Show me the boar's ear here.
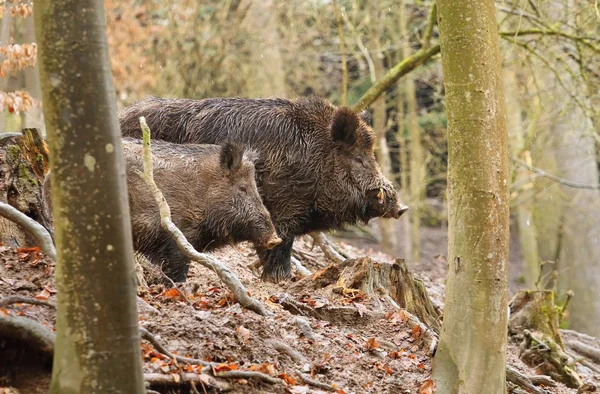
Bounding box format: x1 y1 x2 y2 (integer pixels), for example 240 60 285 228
331 107 359 147
358 110 371 125
220 142 244 173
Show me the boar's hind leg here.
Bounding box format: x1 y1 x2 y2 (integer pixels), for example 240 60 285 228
259 236 294 283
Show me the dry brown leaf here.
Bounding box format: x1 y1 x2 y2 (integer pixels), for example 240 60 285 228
34 288 51 301
412 325 422 339
365 338 380 350
419 378 436 394
277 373 296 385
353 302 368 317
236 326 251 343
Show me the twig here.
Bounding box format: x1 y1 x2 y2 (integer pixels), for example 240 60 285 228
0 295 55 309
214 370 282 384
309 232 345 264
505 366 551 394
559 290 574 323
137 117 270 316
332 0 348 106
139 327 211 367
296 370 338 391
266 339 308 364
0 201 57 260
420 3 437 49
511 156 600 190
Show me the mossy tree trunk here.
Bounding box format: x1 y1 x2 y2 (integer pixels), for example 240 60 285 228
432 1 510 392
34 0 145 392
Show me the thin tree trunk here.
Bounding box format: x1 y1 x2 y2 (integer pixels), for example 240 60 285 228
396 59 411 258
21 16 44 131
504 66 540 287
400 0 423 262
332 0 348 106
243 0 286 98
432 0 510 392
369 0 397 254
34 0 145 392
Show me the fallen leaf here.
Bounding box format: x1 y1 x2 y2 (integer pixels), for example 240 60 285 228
237 326 251 343
412 325 422 339
160 365 170 373
34 288 51 301
419 378 436 394
170 373 180 383
365 338 380 350
277 373 296 385
162 288 185 300
213 363 238 372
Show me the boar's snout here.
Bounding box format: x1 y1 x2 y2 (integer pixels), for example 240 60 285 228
392 203 410 219
266 234 283 250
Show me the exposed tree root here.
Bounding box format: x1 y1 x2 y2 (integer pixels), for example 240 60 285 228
213 370 282 385
0 315 55 357
0 201 56 261
566 340 600 364
309 232 346 264
296 370 338 391
266 339 308 364
291 256 312 276
138 118 270 316
140 327 211 367
143 373 232 392
295 316 317 341
0 295 55 309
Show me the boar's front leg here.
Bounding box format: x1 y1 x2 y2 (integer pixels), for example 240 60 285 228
258 236 294 282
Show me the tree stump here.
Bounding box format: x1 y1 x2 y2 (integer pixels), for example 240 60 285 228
509 290 563 347
291 257 441 333
0 129 51 247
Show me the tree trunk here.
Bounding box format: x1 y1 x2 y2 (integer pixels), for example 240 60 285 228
432 1 510 392
504 66 540 287
400 0 423 262
21 16 44 132
369 0 397 255
34 0 145 392
396 56 411 258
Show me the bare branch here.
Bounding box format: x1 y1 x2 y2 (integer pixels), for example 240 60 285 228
0 201 57 260
511 156 600 190
309 232 345 264
420 3 437 49
505 366 552 394
137 117 270 316
296 370 338 391
332 0 348 106
352 44 440 112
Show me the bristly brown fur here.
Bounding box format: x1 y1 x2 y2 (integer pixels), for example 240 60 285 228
119 95 406 282
123 138 278 282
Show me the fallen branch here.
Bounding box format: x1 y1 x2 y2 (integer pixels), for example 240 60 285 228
138 117 270 316
0 201 57 260
266 339 308 364
506 366 553 394
309 232 345 264
0 314 55 357
296 370 337 391
0 295 55 309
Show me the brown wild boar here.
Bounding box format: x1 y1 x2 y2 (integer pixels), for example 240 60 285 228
43 138 282 282
119 96 408 282
122 138 281 281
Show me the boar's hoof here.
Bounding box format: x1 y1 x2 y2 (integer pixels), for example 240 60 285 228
266 235 283 250
261 263 292 283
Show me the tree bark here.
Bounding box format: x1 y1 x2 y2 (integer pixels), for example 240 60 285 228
432 1 510 392
34 0 145 392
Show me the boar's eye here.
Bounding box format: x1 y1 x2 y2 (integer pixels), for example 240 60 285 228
354 156 364 165
240 186 248 193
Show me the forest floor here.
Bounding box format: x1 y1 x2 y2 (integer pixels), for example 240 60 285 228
1 223 597 394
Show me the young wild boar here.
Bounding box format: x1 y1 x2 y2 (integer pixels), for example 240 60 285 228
122 138 281 282
119 96 408 282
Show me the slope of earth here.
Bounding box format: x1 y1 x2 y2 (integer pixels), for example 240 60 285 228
0 237 592 394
